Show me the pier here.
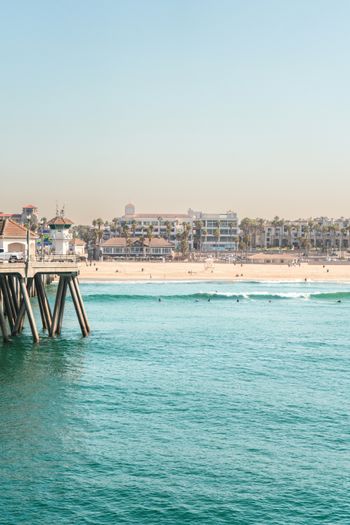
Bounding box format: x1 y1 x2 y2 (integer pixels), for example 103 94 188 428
0 261 90 343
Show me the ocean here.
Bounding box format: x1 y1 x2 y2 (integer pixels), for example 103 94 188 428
0 280 349 524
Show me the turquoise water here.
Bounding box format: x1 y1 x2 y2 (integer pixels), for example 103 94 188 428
1 280 350 524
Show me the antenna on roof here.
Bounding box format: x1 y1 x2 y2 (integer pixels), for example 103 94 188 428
61 204 65 218
56 202 59 217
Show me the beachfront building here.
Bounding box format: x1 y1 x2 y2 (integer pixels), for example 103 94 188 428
69 238 86 258
106 203 193 251
247 253 299 264
259 218 350 252
101 237 173 259
48 211 74 255
239 216 350 253
0 217 37 256
11 204 39 228
99 204 240 254
191 210 239 252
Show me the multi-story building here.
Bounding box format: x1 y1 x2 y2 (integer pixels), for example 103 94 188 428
106 203 194 251
190 210 239 252
102 204 240 253
11 204 39 227
257 217 350 251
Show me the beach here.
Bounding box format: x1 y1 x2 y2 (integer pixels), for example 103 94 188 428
78 260 350 282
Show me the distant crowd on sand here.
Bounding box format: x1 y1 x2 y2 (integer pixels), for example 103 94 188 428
76 260 348 283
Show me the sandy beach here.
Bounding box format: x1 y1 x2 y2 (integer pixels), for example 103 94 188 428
78 261 350 282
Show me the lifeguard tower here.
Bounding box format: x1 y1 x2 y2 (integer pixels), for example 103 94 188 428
48 207 73 255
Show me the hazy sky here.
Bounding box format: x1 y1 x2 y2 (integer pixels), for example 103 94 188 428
1 0 349 223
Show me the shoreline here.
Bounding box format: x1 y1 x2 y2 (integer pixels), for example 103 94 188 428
77 261 350 283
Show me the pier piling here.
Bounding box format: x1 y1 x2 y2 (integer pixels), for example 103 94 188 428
0 262 90 343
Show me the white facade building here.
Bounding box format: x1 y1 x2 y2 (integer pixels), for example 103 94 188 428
48 216 73 255
114 204 193 250
0 217 37 256
191 210 239 252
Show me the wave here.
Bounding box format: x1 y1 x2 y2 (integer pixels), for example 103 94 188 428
83 291 350 302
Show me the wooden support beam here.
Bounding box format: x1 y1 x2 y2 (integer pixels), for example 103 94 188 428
0 300 10 343
0 276 15 332
19 278 39 343
50 276 64 337
35 274 50 331
8 275 19 314
36 282 47 330
12 300 26 336
35 275 47 330
36 274 53 327
1 268 90 343
56 276 68 335
68 276 88 337
72 276 90 333
3 276 17 323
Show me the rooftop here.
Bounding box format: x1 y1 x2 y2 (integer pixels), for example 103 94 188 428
102 237 173 248
0 218 38 239
48 217 74 226
125 213 191 220
70 238 85 246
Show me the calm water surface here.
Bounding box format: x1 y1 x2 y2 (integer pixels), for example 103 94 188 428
1 280 350 524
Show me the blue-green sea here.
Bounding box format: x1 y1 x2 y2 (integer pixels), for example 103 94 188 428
1 280 350 524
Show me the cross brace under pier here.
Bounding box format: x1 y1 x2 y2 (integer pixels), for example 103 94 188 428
0 271 90 343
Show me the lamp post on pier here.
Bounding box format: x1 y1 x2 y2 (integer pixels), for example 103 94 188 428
25 214 32 281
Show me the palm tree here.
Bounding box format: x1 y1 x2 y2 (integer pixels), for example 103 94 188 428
122 224 131 258
92 218 104 259
194 220 203 251
320 225 329 254
131 220 137 238
145 225 154 259
164 221 172 241
180 223 191 257
157 216 163 238
328 224 339 251
146 225 154 243
201 228 207 252
122 224 130 239
213 227 220 253
255 218 265 249
340 227 347 257
239 218 252 252
111 217 119 234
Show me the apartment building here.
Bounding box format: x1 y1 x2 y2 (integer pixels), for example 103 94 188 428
191 210 239 252
105 203 194 250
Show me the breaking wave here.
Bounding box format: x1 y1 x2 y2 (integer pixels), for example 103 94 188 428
83 291 350 302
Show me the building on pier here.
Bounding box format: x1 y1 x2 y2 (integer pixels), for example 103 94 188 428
0 217 37 255
48 212 74 255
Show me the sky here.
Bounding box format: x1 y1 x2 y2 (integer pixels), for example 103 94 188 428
1 0 349 223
